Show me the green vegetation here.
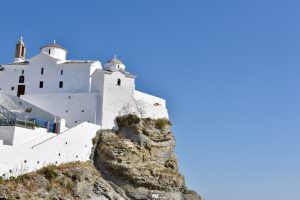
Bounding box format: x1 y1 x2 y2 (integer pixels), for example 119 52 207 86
155 118 171 130
116 114 140 127
38 165 59 180
25 107 32 113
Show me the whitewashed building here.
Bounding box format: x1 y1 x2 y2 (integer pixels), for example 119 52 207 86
0 38 169 178
0 38 168 129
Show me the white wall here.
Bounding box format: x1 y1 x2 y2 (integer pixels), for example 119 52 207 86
22 93 100 128
0 126 49 146
0 64 21 96
41 47 67 60
13 127 48 146
101 71 168 129
0 53 94 96
91 69 104 93
0 122 100 178
134 90 166 107
101 71 136 129
0 126 15 145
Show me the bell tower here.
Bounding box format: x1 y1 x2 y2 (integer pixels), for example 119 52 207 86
14 36 26 63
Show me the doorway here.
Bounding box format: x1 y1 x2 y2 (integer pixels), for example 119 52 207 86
17 85 25 97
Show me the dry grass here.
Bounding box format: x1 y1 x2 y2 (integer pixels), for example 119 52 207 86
155 118 171 130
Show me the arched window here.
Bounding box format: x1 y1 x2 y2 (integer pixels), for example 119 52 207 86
41 68 44 75
117 79 121 86
19 75 25 83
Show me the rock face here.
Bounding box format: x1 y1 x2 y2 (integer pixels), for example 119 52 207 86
0 115 202 200
0 162 129 200
92 115 201 200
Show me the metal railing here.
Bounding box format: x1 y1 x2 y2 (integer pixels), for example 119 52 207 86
0 104 59 133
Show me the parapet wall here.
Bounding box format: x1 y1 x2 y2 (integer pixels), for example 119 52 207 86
0 122 100 178
134 90 166 107
22 93 100 128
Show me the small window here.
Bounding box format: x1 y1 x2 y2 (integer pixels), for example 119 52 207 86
39 81 43 88
11 87 14 91
19 75 25 83
59 81 63 88
21 70 24 74
117 79 121 86
48 49 51 54
41 68 44 75
82 110 84 112
60 69 63 75
21 46 25 57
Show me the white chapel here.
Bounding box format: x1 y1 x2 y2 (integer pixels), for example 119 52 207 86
0 38 168 129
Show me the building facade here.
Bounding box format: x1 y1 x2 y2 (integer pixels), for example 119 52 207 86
0 38 168 128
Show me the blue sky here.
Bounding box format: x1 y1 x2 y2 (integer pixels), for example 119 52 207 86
1 1 300 199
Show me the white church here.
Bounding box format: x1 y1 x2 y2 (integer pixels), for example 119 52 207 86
0 38 168 178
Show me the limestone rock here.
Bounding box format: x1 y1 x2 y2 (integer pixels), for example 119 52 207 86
93 115 202 200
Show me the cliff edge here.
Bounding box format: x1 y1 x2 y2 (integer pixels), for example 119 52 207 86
0 115 202 200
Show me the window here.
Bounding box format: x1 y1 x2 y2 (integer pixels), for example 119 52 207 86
11 87 14 91
60 69 63 75
59 81 63 88
41 68 44 75
19 75 24 83
39 81 43 88
117 79 121 86
21 70 24 74
48 49 51 54
21 46 25 57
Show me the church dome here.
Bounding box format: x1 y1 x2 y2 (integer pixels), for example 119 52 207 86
107 57 123 65
40 41 67 60
104 55 126 70
40 43 68 52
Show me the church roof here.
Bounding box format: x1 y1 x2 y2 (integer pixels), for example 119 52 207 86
62 60 96 64
107 59 123 65
104 68 136 78
3 61 29 65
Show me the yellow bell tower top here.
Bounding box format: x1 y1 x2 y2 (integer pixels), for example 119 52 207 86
14 36 26 63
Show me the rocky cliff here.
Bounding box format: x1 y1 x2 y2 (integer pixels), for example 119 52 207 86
0 115 202 200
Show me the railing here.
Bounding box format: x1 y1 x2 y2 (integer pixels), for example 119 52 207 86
0 119 16 126
0 119 35 129
0 105 59 133
30 118 60 133
0 118 59 133
0 104 17 120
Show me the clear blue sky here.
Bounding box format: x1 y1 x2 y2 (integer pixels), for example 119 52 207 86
1 1 300 199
